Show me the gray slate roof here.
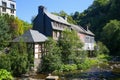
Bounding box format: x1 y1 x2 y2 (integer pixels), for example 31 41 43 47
71 24 95 36
71 24 86 33
13 29 48 43
45 11 70 25
85 30 95 36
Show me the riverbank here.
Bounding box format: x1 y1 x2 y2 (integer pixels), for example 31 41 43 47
14 56 120 80
59 57 120 80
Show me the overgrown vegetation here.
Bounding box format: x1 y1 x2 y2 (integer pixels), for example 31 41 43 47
0 42 34 77
42 38 62 72
58 29 83 64
0 14 33 77
53 0 120 56
70 0 120 55
0 69 13 80
1 0 118 77
41 29 109 73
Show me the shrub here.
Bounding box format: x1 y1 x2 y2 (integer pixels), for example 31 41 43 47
77 58 98 70
95 41 109 55
41 38 62 72
61 64 77 72
0 69 13 80
42 54 62 72
9 43 29 76
0 54 11 71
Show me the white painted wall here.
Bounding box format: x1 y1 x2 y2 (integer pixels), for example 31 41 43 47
84 43 94 50
83 35 95 51
34 44 39 59
0 0 16 16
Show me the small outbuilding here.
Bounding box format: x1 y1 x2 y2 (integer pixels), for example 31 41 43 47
13 29 48 71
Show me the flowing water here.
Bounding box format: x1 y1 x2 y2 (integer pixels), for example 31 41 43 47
61 62 120 80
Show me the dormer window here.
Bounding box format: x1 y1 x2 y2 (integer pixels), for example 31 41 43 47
2 2 7 12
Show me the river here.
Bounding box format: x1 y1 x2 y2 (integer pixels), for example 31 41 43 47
15 57 120 80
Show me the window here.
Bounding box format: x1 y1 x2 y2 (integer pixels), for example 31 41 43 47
2 2 7 7
53 31 57 38
85 36 89 43
54 31 57 37
53 22 57 27
2 2 7 12
10 4 15 9
91 37 94 43
10 4 15 13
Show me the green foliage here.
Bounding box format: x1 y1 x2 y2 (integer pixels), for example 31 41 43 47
27 44 34 69
93 0 110 7
0 54 11 71
13 17 24 36
42 38 62 72
71 0 120 55
1 14 32 39
22 20 32 32
9 43 29 76
61 64 77 72
52 11 76 24
42 32 83 72
0 69 13 80
58 29 83 64
95 41 109 55
0 15 11 50
77 58 98 70
74 50 88 64
102 20 120 55
42 54 62 72
0 43 34 76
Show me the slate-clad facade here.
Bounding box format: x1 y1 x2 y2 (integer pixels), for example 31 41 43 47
33 6 71 40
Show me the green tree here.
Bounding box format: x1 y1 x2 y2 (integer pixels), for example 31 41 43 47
13 17 24 36
2 14 31 39
95 41 109 55
10 42 29 76
102 20 120 55
42 38 62 72
52 11 76 24
22 20 32 32
0 16 11 50
71 0 120 56
93 0 110 7
58 29 83 64
27 44 34 70
0 54 11 71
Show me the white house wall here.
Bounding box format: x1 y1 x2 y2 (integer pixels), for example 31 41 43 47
84 43 94 50
0 0 16 16
83 35 95 50
34 43 44 71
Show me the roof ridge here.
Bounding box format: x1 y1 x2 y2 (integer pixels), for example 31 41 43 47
44 11 70 25
26 29 35 42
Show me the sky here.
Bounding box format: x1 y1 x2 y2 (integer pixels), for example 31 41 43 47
16 0 94 23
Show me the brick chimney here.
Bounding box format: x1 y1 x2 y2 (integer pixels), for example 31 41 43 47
87 26 89 31
62 16 67 21
38 5 46 14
